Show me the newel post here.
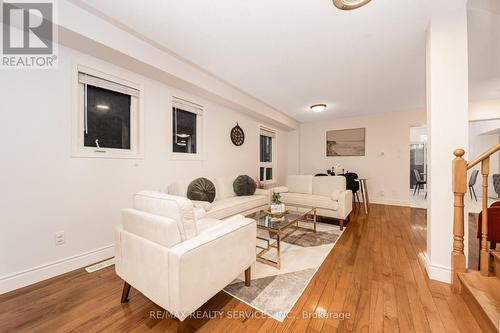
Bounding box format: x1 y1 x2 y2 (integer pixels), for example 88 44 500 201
452 149 467 290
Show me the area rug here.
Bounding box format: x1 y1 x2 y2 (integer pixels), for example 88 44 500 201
223 222 344 322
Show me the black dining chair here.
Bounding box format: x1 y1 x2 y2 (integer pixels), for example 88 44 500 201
413 169 426 196
342 172 360 204
468 170 479 201
494 174 500 198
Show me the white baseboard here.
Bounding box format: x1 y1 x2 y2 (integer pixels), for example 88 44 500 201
424 254 451 283
368 198 411 207
0 245 114 295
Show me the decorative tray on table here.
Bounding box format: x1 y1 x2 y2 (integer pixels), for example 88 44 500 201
264 209 289 218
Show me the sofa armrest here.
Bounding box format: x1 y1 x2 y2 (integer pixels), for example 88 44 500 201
168 216 256 320
337 190 353 220
255 188 271 203
272 186 289 193
115 227 171 312
255 188 270 197
255 188 269 195
122 208 182 248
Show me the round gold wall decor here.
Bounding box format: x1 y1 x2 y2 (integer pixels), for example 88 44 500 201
332 0 372 10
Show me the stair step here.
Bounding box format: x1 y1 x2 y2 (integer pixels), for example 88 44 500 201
458 271 500 332
491 251 500 279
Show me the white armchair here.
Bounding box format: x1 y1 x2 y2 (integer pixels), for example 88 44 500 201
115 191 256 321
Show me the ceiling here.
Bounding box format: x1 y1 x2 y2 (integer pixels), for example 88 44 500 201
468 6 500 103
78 0 434 122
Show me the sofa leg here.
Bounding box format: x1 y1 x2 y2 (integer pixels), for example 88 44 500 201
121 281 131 303
340 219 344 231
245 267 251 287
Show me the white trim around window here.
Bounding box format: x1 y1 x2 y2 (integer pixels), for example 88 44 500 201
258 125 278 185
71 64 144 159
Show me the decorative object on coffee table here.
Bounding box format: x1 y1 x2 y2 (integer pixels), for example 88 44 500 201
270 191 285 213
264 209 289 218
230 123 245 146
233 174 256 196
187 177 216 202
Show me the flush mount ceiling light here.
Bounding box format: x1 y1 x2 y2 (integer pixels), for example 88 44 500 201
310 104 327 113
332 0 372 10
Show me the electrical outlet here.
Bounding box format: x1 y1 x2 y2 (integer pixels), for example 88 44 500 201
55 231 65 246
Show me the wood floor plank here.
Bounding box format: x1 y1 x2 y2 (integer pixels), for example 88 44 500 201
0 204 483 333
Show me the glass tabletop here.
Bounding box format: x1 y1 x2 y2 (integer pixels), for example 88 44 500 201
247 209 312 231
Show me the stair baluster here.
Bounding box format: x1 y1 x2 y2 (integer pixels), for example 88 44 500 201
480 157 490 276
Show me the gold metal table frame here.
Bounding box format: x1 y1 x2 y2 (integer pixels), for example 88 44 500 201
254 208 317 269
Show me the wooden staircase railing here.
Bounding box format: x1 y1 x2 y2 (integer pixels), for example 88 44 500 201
452 143 500 290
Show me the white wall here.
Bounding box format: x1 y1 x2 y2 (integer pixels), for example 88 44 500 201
426 0 469 284
296 110 426 206
287 130 300 175
469 119 500 198
410 125 428 143
469 99 500 121
0 45 289 293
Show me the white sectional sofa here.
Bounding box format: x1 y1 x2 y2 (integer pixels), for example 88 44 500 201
167 176 270 220
115 174 351 319
115 191 256 321
274 175 353 230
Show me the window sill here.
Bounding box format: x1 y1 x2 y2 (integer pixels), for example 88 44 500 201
260 181 278 189
170 152 204 161
71 149 144 160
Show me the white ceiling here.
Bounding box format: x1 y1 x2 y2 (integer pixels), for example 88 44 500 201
468 7 500 103
79 0 433 122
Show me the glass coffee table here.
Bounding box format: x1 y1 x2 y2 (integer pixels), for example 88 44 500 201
246 207 317 269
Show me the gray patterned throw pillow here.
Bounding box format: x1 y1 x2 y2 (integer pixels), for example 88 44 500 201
187 178 216 203
233 175 257 196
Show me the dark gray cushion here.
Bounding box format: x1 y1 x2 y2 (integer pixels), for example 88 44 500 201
494 174 500 196
187 178 216 203
233 175 257 196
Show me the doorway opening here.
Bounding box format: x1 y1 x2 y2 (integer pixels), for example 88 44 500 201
410 125 427 208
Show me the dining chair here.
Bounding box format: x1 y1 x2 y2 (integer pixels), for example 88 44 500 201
468 170 479 202
493 174 500 198
413 169 426 196
342 172 360 205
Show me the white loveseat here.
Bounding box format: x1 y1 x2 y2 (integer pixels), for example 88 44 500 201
115 191 256 321
274 175 353 230
167 176 270 219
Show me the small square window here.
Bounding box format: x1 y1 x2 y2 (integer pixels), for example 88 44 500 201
173 108 197 154
259 127 276 183
84 85 131 150
265 167 273 181
171 97 203 159
72 66 142 159
260 135 272 163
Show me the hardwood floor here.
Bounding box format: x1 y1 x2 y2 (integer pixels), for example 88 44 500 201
0 204 483 332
